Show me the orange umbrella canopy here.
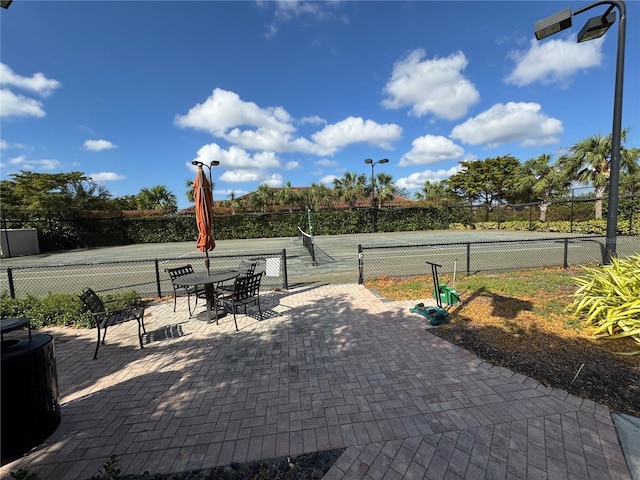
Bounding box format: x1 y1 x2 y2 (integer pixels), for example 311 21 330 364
194 166 215 254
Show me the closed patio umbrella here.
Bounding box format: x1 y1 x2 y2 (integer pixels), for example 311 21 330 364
194 165 215 274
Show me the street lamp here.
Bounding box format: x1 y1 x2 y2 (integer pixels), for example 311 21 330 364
364 158 389 209
534 1 626 263
191 160 220 196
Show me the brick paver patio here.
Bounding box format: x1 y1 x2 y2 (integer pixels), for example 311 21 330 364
0 284 632 479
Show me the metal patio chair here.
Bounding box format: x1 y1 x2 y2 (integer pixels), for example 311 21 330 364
78 288 146 359
216 260 259 295
165 264 204 317
218 271 264 331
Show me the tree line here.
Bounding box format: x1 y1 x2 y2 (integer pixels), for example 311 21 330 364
1 131 638 222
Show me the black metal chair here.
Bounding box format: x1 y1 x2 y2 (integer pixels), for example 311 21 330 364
218 272 264 331
165 264 203 316
216 261 259 295
78 288 146 359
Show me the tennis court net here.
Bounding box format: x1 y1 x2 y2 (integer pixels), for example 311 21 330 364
297 227 317 265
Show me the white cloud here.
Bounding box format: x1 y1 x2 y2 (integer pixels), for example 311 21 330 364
0 63 61 97
217 189 249 198
399 135 464 167
0 89 46 118
395 165 463 190
381 49 480 121
450 102 563 148
83 139 117 151
269 0 326 20
284 161 299 170
176 89 400 156
316 159 339 167
258 0 344 38
320 174 338 185
89 172 125 181
190 143 291 187
300 115 326 125
263 173 284 187
175 88 300 152
505 36 604 86
191 143 281 170
4 155 59 171
311 116 402 155
220 169 267 183
0 139 6 149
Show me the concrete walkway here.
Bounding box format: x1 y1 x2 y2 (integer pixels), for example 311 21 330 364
0 285 634 480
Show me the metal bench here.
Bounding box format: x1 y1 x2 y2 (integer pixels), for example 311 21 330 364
78 288 146 359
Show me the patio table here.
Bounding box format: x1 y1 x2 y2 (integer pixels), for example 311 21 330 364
174 270 239 324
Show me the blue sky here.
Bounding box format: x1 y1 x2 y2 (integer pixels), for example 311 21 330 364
1 0 639 210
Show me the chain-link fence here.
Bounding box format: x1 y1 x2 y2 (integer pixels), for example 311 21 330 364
1 251 288 299
357 235 640 283
3 187 638 254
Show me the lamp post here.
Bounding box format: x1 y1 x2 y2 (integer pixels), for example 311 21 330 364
364 158 389 209
534 1 626 263
364 158 389 233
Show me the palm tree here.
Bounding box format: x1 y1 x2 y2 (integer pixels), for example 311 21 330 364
225 192 240 215
137 185 177 212
414 180 448 202
333 172 367 209
276 181 298 212
558 129 639 219
251 184 274 212
308 183 333 211
375 172 396 208
515 154 569 222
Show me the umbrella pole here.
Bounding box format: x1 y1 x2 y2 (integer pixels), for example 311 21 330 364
205 251 210 275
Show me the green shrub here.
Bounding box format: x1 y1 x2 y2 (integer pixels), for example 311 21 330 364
0 290 141 329
569 254 640 351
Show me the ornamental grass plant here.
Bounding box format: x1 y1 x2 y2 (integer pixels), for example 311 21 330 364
569 254 640 351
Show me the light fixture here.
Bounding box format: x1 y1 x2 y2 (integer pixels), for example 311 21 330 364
534 7 572 40
578 11 616 42
191 160 220 167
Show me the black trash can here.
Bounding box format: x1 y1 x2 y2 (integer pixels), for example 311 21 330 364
1 334 61 465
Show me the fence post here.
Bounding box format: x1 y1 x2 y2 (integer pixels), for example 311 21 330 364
154 259 162 298
358 244 364 284
466 243 471 276
282 249 288 290
563 238 569 269
120 211 126 245
7 268 16 299
629 197 634 235
570 189 574 233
